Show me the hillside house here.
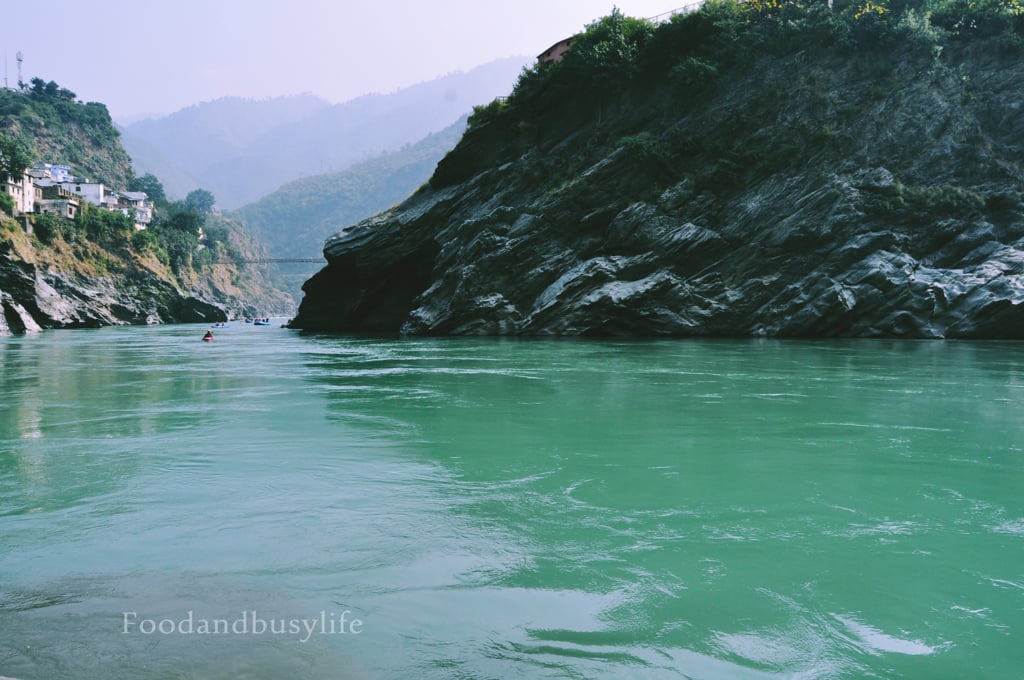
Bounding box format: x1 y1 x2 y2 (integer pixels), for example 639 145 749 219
3 171 41 214
36 182 80 219
60 180 108 207
29 163 73 183
114 191 153 230
538 37 573 63
23 163 153 228
101 192 120 212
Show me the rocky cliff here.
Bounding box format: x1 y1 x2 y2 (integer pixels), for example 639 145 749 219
292 2 1024 338
0 220 287 336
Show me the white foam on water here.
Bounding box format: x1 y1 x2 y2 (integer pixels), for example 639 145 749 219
831 614 937 656
991 518 1024 536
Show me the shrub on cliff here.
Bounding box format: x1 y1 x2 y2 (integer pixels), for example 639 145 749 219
79 205 134 247
32 213 79 245
931 0 1024 40
474 0 1023 138
506 8 654 116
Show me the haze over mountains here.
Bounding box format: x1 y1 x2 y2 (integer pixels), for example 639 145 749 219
236 117 469 299
237 119 468 260
120 57 529 209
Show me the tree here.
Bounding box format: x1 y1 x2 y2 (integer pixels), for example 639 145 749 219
184 188 216 214
151 205 203 274
562 8 656 91
27 77 76 101
166 207 204 235
511 7 656 110
0 131 34 183
129 173 168 206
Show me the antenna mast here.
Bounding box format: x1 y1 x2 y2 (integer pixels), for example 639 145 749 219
16 51 23 88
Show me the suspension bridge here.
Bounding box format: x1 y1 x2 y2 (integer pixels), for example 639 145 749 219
212 257 324 264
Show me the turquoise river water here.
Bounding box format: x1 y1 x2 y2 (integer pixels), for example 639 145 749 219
1 323 1022 679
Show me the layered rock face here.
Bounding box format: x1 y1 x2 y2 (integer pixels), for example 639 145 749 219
293 42 1024 338
0 242 227 336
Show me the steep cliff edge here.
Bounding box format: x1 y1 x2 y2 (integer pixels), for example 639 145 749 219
0 217 288 335
293 2 1024 337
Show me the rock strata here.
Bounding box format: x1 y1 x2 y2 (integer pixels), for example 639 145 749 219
1 242 229 336
293 41 1024 338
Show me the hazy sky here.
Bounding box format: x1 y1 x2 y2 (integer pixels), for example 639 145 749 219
2 0 683 121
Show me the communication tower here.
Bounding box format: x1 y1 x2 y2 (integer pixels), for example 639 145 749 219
16 51 23 88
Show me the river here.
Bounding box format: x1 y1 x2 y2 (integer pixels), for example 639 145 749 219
1 323 1022 678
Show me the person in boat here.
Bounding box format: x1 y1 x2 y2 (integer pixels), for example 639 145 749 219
203 330 214 341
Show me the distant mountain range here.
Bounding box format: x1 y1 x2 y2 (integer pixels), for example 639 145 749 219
120 57 528 209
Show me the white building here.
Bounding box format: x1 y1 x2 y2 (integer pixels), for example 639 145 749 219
59 181 107 207
114 191 154 230
20 164 155 229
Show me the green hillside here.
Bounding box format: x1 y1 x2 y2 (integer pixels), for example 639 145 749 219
1 82 290 334
1 79 133 188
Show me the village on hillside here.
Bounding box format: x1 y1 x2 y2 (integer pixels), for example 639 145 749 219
2 162 154 230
